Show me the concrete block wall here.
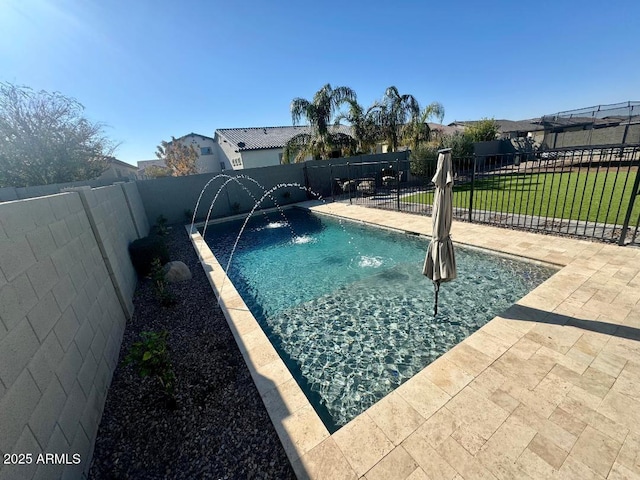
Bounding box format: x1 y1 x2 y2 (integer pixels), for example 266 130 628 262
0 178 133 205
119 182 150 239
0 182 149 479
136 164 308 225
71 186 140 319
0 193 127 479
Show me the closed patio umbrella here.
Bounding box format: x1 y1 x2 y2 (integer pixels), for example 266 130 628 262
423 148 457 315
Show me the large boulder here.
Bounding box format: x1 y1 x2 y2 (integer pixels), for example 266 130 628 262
163 261 192 283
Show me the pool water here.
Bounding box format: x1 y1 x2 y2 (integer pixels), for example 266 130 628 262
203 208 557 431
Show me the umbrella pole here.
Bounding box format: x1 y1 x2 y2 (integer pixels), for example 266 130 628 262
433 280 440 316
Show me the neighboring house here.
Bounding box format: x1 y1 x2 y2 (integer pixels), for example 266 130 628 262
173 133 218 173
98 157 139 181
137 133 220 177
215 123 458 164
427 122 465 139
213 125 353 169
137 159 169 179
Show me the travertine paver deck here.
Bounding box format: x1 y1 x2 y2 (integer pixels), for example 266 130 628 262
190 202 640 480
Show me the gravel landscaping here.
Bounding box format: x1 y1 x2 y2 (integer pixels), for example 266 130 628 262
89 225 296 479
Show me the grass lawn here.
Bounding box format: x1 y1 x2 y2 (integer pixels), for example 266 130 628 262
403 170 640 225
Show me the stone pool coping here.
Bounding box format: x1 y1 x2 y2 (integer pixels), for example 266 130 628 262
189 201 640 480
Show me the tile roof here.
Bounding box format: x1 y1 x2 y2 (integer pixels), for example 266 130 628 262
427 122 465 136
216 125 352 151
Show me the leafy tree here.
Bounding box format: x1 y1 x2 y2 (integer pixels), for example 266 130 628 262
465 118 500 142
0 82 115 188
368 86 421 153
156 136 198 176
283 84 357 163
145 165 173 178
440 131 474 157
409 142 439 178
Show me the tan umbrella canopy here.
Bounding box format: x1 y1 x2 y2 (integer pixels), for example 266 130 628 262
423 148 457 315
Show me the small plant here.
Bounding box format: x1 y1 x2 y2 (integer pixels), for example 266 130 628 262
125 330 177 408
150 257 175 307
155 214 169 236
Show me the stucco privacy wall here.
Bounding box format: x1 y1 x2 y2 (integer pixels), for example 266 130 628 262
135 154 412 226
0 183 149 479
135 163 307 225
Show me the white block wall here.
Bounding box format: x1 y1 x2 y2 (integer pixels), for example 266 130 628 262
0 183 148 479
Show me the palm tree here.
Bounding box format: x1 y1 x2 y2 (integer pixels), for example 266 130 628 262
283 84 357 163
403 102 445 151
334 99 380 154
369 86 421 153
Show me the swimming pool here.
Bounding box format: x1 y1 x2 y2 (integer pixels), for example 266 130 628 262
203 208 557 431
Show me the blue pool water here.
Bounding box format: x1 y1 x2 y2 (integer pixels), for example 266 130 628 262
203 208 556 431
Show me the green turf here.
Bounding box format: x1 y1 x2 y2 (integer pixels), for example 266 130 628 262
403 171 640 225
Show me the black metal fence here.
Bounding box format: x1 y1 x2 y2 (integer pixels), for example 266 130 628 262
306 144 640 246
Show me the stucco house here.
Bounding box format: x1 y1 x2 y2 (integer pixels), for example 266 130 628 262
140 123 462 175
173 133 219 172
98 157 139 181
213 125 353 169
137 133 220 177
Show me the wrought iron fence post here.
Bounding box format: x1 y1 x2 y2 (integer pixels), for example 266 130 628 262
469 155 477 222
396 158 401 211
618 167 640 245
347 162 352 205
330 164 335 202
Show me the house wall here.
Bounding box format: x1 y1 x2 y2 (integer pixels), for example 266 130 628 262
177 134 220 173
240 149 283 169
0 183 149 479
213 134 241 170
97 163 138 182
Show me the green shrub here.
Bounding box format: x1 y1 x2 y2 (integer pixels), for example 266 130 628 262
440 131 474 158
410 143 438 178
128 235 170 277
152 214 169 236
125 330 176 408
150 257 175 307
465 118 499 143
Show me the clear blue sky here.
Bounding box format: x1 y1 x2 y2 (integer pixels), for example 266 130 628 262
2 0 639 165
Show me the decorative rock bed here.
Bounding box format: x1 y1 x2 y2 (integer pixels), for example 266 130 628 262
89 226 296 479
